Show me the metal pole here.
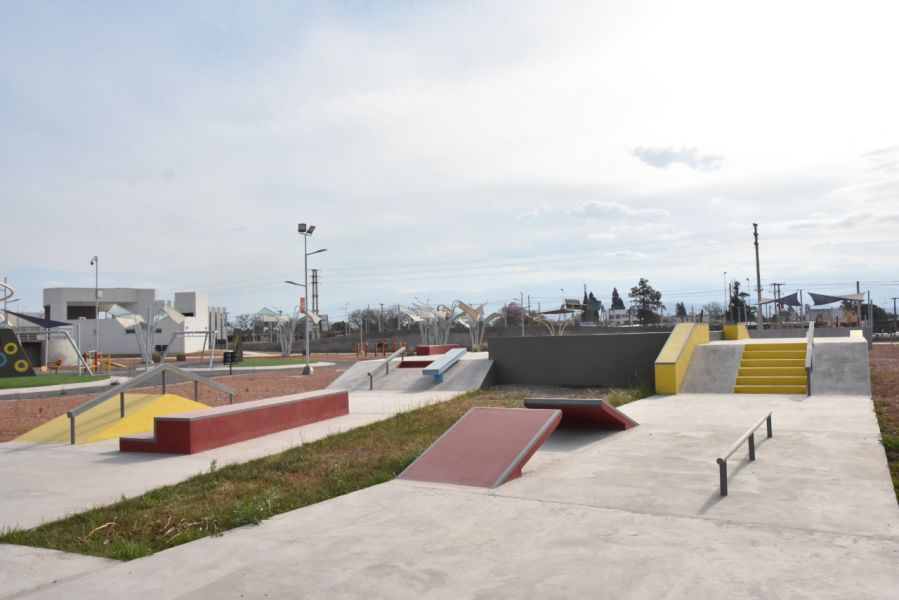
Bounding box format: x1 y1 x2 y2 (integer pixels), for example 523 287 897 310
120 392 125 418
92 256 100 355
379 303 383 333
717 458 728 496
753 224 762 327
303 231 312 375
76 319 82 375
344 303 349 336
723 271 727 324
748 432 756 461
521 291 525 336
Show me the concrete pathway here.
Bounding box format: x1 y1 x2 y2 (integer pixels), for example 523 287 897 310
4 390 897 599
0 390 458 531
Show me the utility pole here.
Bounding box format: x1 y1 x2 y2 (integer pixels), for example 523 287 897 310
310 269 320 340
857 281 862 328
723 271 727 324
753 223 762 327
397 304 401 331
891 297 898 332
772 283 784 327
379 303 384 333
520 291 525 337
343 303 349 336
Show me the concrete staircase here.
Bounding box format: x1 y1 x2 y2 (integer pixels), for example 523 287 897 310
734 342 808 394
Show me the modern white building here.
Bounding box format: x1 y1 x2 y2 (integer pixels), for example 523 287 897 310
42 288 220 357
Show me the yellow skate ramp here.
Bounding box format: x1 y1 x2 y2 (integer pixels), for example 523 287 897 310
15 394 209 445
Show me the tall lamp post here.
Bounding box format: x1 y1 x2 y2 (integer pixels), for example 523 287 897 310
90 256 99 354
294 223 327 375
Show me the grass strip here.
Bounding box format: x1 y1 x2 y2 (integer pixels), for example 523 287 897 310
0 374 110 390
0 386 649 560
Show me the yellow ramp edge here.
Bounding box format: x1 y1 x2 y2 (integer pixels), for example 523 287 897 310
654 323 709 394
15 393 209 445
722 324 750 340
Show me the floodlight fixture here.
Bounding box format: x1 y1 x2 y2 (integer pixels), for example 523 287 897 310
298 223 307 233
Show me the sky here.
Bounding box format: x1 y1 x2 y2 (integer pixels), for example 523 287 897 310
3 0 899 321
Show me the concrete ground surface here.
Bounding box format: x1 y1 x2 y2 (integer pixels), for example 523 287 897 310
3 390 897 599
0 390 458 531
329 352 494 392
682 337 872 397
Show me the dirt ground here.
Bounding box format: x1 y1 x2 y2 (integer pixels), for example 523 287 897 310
870 344 899 434
0 367 344 443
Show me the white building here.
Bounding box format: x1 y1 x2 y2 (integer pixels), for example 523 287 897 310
43 288 219 356
608 308 634 327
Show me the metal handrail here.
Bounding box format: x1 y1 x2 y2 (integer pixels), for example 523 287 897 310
66 363 235 444
716 411 773 496
367 347 407 390
805 320 814 396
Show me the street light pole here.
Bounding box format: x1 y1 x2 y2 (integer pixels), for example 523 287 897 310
296 224 326 375
302 227 312 374
90 256 99 355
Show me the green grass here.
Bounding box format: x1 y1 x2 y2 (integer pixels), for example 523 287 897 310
232 357 319 367
0 385 648 560
0 374 110 390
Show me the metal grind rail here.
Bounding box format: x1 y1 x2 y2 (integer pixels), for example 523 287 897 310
66 363 235 444
367 347 407 390
716 411 773 496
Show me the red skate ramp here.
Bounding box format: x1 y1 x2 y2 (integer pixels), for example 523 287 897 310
398 407 561 488
523 398 638 430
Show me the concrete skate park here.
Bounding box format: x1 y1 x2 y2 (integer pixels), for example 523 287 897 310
1 325 897 599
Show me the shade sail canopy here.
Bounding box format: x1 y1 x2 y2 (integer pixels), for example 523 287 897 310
1 309 70 329
809 292 865 306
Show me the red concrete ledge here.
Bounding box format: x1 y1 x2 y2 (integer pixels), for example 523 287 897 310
522 398 638 430
415 344 463 356
398 407 561 488
120 390 349 454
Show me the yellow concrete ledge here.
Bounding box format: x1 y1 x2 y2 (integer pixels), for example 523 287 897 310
654 323 710 394
722 324 750 340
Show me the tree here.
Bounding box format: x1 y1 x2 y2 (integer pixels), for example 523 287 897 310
728 281 750 323
702 302 723 321
628 278 664 326
500 302 525 326
610 288 625 310
675 302 687 318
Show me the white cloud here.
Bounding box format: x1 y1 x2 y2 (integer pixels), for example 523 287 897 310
569 201 670 221
604 251 649 260
633 146 724 171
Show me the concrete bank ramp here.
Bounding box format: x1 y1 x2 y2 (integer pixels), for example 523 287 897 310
680 344 743 393
811 338 871 396
328 354 494 393
399 407 561 488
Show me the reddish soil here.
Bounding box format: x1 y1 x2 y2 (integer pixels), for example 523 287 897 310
870 344 899 434
0 367 343 443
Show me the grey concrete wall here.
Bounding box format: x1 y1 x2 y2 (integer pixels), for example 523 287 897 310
750 328 849 338
811 342 871 396
487 333 669 387
680 345 743 393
